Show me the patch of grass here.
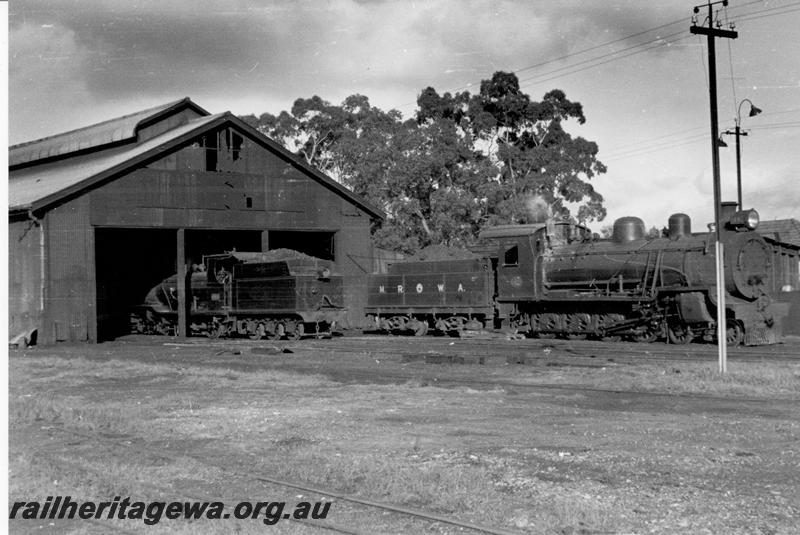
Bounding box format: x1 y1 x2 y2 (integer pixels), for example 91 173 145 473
8 451 309 535
517 361 800 398
259 448 625 533
9 393 156 435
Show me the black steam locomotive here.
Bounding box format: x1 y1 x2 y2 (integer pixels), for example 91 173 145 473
365 208 786 345
130 251 345 340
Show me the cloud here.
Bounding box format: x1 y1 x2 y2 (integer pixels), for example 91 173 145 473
9 22 94 142
9 0 690 121
744 167 799 221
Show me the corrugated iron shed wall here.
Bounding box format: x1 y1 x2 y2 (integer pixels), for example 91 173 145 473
8 218 45 340
45 197 96 342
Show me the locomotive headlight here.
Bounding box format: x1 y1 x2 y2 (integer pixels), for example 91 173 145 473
727 209 760 231
745 210 759 230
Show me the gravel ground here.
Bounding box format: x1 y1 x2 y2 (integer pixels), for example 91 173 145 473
7 337 800 534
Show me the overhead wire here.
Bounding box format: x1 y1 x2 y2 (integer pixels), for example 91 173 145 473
441 0 783 97
390 0 800 167
399 0 794 110
603 117 800 163
516 31 690 90
602 133 710 162
395 0 795 113
735 1 800 22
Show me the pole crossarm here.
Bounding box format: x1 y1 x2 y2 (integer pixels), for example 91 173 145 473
690 26 738 39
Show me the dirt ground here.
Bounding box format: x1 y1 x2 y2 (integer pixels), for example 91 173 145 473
7 336 800 534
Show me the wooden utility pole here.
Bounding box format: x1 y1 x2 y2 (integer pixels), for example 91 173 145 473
690 0 737 374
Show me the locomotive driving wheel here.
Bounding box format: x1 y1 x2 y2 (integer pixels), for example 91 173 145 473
565 313 590 340
630 330 658 343
629 322 659 343
535 314 558 339
726 319 744 346
668 323 693 345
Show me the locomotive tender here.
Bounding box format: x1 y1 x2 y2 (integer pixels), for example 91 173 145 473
131 251 345 340
365 208 786 345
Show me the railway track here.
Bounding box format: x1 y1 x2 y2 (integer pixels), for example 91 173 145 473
150 331 800 361
25 424 523 535
38 336 795 406
340 333 800 360
152 335 800 367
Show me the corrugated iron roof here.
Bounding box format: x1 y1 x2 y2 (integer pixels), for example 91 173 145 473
9 113 226 211
9 97 208 167
9 109 385 220
758 219 800 248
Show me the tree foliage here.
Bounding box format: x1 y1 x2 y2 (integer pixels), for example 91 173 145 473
241 71 607 254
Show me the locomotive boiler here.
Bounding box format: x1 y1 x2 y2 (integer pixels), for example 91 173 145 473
365 208 786 345
131 251 345 340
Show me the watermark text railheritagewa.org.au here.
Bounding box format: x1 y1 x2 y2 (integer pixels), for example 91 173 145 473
9 496 331 526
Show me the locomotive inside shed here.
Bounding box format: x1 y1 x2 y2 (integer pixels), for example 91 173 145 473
96 228 262 341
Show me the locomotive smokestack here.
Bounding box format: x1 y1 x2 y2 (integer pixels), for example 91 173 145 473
720 201 738 224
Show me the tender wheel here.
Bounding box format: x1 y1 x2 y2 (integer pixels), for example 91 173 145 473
315 322 332 339
208 323 227 339
288 322 305 341
387 316 407 332
249 323 265 341
413 321 429 337
157 318 176 336
270 323 285 341
443 316 465 332
668 324 693 345
726 320 744 346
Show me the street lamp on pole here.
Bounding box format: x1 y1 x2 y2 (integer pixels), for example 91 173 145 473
723 99 763 210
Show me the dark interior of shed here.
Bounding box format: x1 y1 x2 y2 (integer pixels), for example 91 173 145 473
94 228 336 340
185 230 262 266
95 228 177 341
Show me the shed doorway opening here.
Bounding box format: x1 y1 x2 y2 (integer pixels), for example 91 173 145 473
95 228 176 341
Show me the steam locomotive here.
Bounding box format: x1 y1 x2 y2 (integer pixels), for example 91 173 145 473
130 251 345 340
365 207 787 345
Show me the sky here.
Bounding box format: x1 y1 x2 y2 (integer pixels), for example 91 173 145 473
7 0 800 232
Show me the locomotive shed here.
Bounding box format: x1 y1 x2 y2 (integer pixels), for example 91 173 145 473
8 98 384 344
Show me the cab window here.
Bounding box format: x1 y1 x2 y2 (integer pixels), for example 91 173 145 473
503 245 519 266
